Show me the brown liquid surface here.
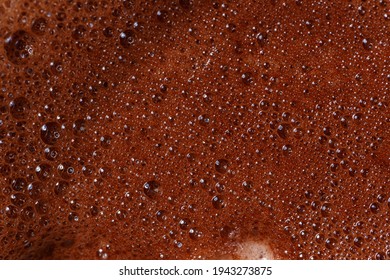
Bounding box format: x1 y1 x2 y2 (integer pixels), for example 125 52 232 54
0 0 389 260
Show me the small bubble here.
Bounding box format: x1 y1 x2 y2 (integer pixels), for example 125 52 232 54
27 181 42 198
297 205 305 214
329 163 339 172
362 38 372 50
282 144 293 155
175 241 183 248
54 181 69 196
369 202 379 213
340 117 348 128
320 203 332 217
336 148 347 159
40 122 62 145
357 6 366 15
315 233 324 243
115 209 127 220
256 32 268 46
226 23 237 32
241 72 253 85
353 236 364 248
352 113 363 122
5 205 18 219
310 201 320 211
318 135 328 145
56 11 66 21
152 92 164 103
188 204 196 212
143 181 160 199
21 206 35 221
119 30 135 48
280 112 290 121
349 168 357 178
157 10 168 22
97 248 108 260
215 182 225 192
156 210 167 222
57 162 75 180
10 193 27 207
198 114 210 125
72 25 87 40
4 151 16 163
50 61 63 75
300 230 308 239
215 159 229 173
179 218 190 229
82 165 95 176
103 27 114 37
220 225 235 239
199 178 209 189
375 252 385 260
305 20 314 29
186 153 195 162
44 147 59 161
242 181 252 191
35 200 49 215
169 230 177 239
4 30 35 64
35 163 52 181
39 216 50 227
11 178 27 192
277 123 290 139
90 205 99 216
99 166 112 178
31 17 47 35
189 228 202 240
68 212 79 222
69 199 81 211
259 99 270 110
325 238 337 249
328 138 338 149
94 178 104 188
360 168 369 178
212 195 225 209
9 97 30 119
323 126 331 136
100 135 112 148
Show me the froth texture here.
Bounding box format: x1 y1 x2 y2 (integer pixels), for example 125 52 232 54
0 0 389 259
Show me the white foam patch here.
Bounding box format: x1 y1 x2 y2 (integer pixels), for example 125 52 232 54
235 240 274 260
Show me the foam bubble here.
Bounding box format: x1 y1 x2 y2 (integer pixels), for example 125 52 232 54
235 240 274 260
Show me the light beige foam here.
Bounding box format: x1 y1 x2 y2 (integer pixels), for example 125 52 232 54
235 240 274 260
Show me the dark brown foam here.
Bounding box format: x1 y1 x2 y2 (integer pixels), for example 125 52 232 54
0 0 389 260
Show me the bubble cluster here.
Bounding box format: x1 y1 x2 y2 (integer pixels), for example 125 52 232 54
4 30 35 64
9 97 30 120
0 0 388 260
40 122 62 145
143 181 160 199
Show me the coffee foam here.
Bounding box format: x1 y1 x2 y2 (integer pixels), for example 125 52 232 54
235 240 275 260
0 0 389 260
